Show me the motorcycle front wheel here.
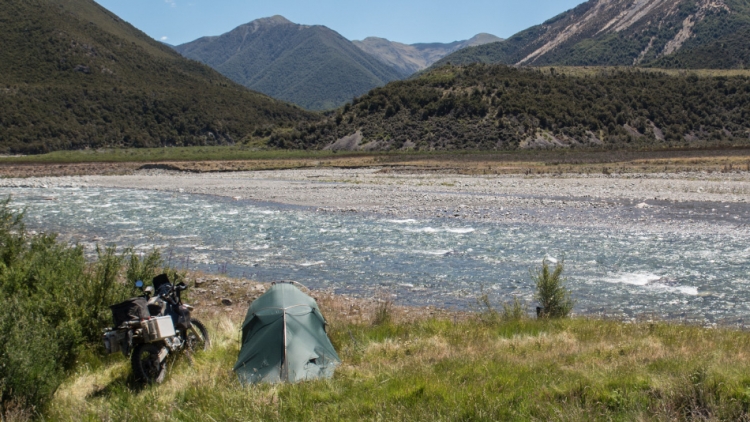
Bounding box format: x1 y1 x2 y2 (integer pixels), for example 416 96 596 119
131 343 167 384
187 318 210 351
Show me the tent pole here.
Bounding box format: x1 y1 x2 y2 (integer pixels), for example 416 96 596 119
282 310 288 381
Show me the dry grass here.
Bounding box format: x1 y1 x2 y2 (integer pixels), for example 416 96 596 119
2 148 750 178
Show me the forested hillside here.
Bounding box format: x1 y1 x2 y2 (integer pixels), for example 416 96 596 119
175 16 403 111
0 0 318 154
432 0 750 70
269 64 750 151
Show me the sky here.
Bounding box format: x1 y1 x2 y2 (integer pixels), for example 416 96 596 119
92 0 586 46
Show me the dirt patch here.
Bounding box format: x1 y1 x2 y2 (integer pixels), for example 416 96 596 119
184 271 465 326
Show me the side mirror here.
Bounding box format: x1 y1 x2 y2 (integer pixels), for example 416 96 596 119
135 280 144 289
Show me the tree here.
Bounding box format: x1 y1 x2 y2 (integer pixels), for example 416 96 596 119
533 258 575 318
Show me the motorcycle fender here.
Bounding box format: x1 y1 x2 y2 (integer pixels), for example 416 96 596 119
176 306 192 330
158 346 169 363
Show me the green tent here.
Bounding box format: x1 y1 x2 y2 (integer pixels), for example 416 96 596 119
234 282 341 384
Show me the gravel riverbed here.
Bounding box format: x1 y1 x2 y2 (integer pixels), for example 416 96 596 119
2 168 749 236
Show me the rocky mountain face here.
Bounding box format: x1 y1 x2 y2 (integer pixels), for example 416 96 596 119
352 33 503 77
175 16 404 110
0 0 317 153
433 0 750 69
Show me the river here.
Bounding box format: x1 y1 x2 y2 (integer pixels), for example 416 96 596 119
3 185 749 324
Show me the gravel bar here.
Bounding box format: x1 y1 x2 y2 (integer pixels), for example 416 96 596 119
2 168 749 235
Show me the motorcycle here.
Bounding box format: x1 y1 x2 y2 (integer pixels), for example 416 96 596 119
102 273 210 384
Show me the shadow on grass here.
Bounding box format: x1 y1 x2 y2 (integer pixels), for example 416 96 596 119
87 372 147 399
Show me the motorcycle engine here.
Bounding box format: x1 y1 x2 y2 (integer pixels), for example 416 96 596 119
164 336 183 351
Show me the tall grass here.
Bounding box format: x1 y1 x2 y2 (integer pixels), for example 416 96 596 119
43 314 750 421
476 290 529 325
372 298 393 326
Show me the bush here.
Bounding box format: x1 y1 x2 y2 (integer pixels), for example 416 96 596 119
532 258 575 318
0 197 162 418
125 248 162 285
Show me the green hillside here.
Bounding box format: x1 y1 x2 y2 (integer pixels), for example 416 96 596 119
650 22 750 69
433 0 750 70
175 16 404 111
269 64 750 150
0 0 318 154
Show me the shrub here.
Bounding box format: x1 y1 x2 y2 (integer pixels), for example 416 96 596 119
0 197 163 418
532 258 575 318
125 248 162 285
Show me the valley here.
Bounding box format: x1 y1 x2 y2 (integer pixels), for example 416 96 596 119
3 0 750 419
173 16 501 110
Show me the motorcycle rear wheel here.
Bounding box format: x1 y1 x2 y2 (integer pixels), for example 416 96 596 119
187 319 210 351
131 343 167 384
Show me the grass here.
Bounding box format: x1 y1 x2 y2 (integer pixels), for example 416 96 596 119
42 307 750 421
1 146 750 178
2 145 750 165
0 146 345 164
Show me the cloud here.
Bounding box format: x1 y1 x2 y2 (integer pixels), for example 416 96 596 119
160 36 169 41
164 0 176 7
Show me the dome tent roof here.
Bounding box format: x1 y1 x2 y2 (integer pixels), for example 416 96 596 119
234 282 340 384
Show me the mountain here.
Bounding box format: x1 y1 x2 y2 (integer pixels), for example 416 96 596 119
432 0 750 69
352 33 503 76
0 0 318 154
174 16 404 111
268 64 750 151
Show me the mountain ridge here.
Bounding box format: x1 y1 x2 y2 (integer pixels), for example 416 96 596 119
175 17 404 110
